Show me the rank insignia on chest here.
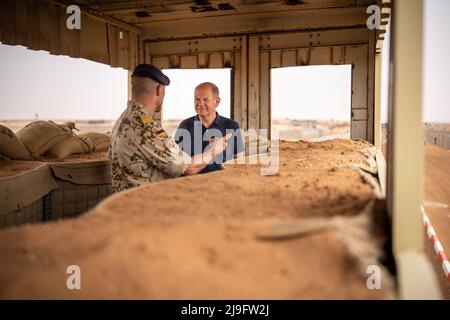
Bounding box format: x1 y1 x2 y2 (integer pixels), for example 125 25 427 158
140 116 153 124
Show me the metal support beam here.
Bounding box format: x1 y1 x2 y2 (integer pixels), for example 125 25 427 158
374 52 382 150
389 0 441 299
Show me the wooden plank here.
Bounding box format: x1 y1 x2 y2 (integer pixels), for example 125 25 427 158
208 52 223 68
257 29 369 52
145 36 239 56
129 33 138 69
281 50 297 67
180 55 198 69
105 1 373 19
309 47 332 65
332 46 344 64
367 30 376 144
351 120 367 140
345 45 368 109
240 36 248 130
198 53 208 68
223 52 234 68
0 0 17 45
297 48 309 66
138 35 145 64
143 8 368 40
38 1 56 54
169 55 180 68
80 17 109 65
117 29 131 69
352 109 368 120
260 51 271 132
248 35 260 131
270 50 281 68
345 45 369 141
151 56 170 69
107 25 119 66
233 52 243 126
15 0 39 50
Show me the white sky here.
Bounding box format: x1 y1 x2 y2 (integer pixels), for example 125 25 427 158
271 65 351 121
0 46 127 120
0 0 448 123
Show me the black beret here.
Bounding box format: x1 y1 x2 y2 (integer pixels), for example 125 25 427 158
131 64 170 86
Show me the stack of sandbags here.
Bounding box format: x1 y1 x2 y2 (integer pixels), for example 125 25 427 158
16 121 73 158
1 121 110 160
78 132 110 151
44 133 94 159
0 124 33 160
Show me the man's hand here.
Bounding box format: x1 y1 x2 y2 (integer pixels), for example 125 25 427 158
183 133 232 176
209 133 232 158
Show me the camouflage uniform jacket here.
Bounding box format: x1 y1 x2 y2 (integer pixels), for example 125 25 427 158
109 100 191 192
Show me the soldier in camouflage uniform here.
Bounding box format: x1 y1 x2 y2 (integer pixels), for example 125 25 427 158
109 64 230 192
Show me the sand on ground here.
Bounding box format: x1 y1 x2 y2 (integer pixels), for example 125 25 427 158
0 139 391 299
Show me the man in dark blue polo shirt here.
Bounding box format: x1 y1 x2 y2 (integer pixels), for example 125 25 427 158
175 82 244 174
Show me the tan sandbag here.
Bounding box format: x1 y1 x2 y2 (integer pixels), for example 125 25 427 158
16 121 72 158
0 124 33 160
79 132 111 151
44 133 94 159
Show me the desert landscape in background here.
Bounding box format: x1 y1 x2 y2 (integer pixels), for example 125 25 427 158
1 119 448 144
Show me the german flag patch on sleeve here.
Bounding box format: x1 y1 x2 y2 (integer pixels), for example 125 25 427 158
156 129 167 137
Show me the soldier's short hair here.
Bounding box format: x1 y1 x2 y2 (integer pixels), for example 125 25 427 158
131 77 158 97
195 82 220 98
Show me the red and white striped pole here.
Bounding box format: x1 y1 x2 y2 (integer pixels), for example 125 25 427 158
422 206 450 282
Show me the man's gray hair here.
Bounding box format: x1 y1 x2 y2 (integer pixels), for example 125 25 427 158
131 76 158 97
195 82 220 98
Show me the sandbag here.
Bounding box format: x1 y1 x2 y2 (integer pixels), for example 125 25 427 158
0 124 33 160
78 132 111 151
44 133 94 159
16 121 72 158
